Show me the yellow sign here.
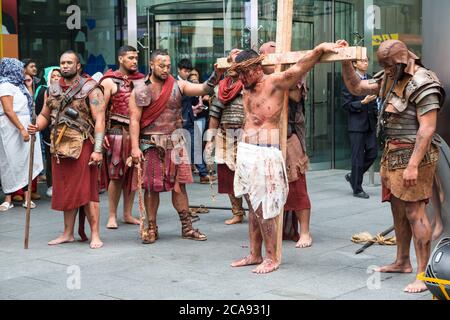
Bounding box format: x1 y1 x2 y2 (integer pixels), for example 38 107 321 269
372 33 399 46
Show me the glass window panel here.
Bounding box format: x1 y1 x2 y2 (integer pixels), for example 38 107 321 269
18 0 121 77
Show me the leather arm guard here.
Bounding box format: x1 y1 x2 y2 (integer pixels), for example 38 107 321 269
203 70 220 95
94 132 105 153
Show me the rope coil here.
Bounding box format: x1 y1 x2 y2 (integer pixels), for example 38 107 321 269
351 231 396 245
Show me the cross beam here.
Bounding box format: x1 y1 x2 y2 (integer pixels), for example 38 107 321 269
216 46 367 69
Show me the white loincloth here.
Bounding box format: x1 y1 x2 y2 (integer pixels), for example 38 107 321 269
234 142 288 220
0 114 43 193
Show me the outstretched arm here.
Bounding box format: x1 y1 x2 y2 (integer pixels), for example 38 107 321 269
179 64 224 97
338 40 380 96
342 60 380 96
272 42 342 91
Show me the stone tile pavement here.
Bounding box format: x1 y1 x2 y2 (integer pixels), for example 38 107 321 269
0 170 433 300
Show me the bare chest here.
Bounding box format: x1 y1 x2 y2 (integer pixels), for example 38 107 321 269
242 88 283 126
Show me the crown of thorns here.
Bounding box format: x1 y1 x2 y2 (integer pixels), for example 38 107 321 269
228 54 266 73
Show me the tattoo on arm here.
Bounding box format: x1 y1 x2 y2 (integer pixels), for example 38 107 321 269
90 89 106 112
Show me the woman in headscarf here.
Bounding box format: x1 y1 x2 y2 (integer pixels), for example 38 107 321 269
34 66 61 197
0 58 43 211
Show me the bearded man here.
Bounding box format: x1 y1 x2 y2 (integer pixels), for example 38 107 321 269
28 50 106 249
100 45 145 229
129 49 223 244
259 41 313 248
230 42 343 274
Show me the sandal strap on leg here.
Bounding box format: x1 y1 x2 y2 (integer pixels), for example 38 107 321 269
178 210 207 240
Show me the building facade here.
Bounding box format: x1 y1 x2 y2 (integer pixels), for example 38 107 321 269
2 0 437 170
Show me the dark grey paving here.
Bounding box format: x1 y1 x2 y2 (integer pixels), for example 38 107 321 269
0 170 433 300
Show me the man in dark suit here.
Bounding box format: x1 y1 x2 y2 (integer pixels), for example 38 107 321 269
342 58 378 199
178 59 213 185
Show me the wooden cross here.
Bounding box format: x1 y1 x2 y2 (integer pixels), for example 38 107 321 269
216 46 367 69
216 0 367 264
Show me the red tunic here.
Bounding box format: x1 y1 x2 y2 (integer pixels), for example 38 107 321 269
284 173 311 211
217 164 235 194
51 141 99 211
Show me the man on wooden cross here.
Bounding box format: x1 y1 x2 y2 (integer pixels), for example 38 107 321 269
259 41 313 249
230 42 344 274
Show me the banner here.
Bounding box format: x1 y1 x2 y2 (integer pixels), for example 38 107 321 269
1 0 19 58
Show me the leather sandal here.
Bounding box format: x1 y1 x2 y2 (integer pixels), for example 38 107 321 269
178 210 207 241
142 221 158 244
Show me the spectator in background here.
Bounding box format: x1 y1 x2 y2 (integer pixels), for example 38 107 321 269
186 71 215 183
341 58 378 199
22 58 40 89
11 72 41 202
34 66 62 197
0 58 43 211
177 58 192 81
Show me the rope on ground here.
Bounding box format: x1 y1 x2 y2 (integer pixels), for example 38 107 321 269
189 205 210 215
351 231 396 245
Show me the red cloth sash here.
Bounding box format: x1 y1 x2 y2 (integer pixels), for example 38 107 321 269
100 69 145 82
140 75 175 128
218 77 243 105
58 76 96 95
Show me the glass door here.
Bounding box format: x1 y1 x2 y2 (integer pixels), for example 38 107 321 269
138 0 248 77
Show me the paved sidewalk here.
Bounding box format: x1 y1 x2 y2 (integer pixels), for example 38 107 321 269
0 170 432 300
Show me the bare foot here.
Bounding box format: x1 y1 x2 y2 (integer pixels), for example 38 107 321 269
122 216 140 225
295 233 312 248
404 279 428 293
252 259 280 274
225 215 244 225
78 226 88 242
90 236 103 249
231 255 263 267
48 235 75 246
106 217 118 229
373 262 413 273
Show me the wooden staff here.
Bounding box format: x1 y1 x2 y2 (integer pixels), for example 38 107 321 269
274 0 294 263
355 226 395 255
24 87 37 249
136 162 146 239
189 205 249 211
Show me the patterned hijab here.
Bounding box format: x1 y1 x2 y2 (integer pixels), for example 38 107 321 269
0 58 33 117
